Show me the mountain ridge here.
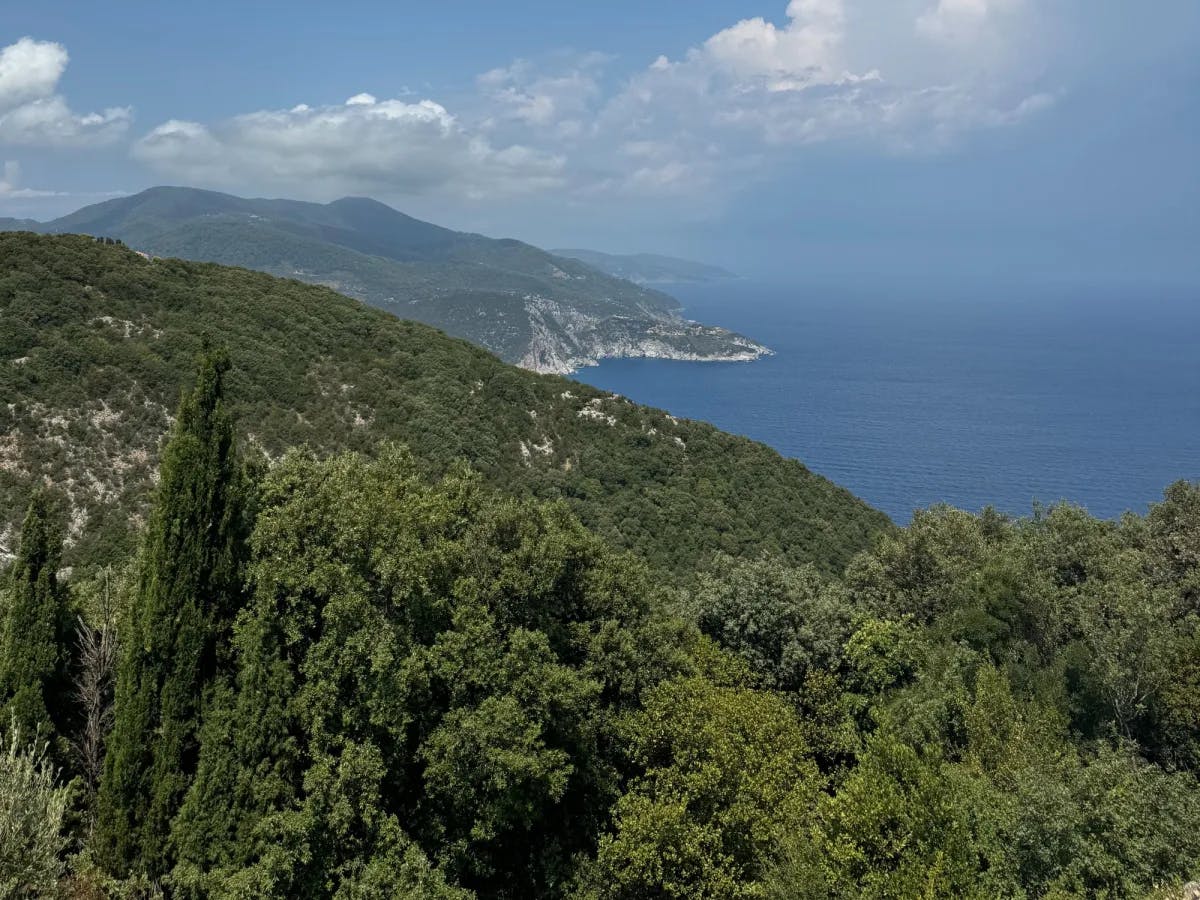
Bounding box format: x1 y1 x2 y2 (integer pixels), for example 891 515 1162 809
4 187 769 374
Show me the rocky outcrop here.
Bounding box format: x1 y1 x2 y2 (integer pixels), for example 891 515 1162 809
516 295 771 375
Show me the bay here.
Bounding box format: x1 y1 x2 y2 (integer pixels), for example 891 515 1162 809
573 280 1200 523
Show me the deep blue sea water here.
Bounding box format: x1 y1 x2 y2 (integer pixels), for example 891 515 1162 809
574 281 1200 524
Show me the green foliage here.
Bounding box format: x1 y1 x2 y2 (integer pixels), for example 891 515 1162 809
93 348 251 879
0 726 69 897
689 555 853 691
0 490 71 753
768 671 1200 900
1148 627 1200 769
844 617 919 696
843 505 992 625
1146 480 1200 602
169 447 676 898
1068 562 1177 738
956 665 1200 898
767 731 994 900
768 487 1200 899
72 427 1200 899
586 675 821 899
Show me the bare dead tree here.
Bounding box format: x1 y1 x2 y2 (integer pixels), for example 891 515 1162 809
72 567 118 801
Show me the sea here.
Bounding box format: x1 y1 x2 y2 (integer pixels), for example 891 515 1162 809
573 280 1200 524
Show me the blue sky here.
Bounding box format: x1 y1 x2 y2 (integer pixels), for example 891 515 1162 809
1 1 1197 282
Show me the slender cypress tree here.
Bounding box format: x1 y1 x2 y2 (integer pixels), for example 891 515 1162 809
93 347 249 878
0 490 71 751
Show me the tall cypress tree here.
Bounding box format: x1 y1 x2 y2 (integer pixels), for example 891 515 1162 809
93 347 249 878
0 490 71 751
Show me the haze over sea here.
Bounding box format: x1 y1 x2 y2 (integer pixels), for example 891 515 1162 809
575 280 1200 524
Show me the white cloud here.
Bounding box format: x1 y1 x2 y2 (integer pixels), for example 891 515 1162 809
0 37 67 109
477 53 608 139
916 0 1026 43
0 38 130 146
134 95 565 199
546 0 1053 197
128 2 1054 205
612 0 1048 149
697 0 850 90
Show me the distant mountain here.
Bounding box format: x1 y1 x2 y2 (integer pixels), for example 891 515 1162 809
7 187 767 374
0 217 39 231
0 232 887 574
552 249 736 284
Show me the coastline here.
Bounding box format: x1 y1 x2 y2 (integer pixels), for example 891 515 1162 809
519 325 772 375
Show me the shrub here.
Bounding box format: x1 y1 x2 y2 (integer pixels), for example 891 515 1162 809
0 725 70 897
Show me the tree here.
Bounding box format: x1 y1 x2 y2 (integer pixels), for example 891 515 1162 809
689 555 853 692
93 347 250 878
71 566 121 802
764 732 995 900
0 726 69 897
1070 558 1176 739
843 617 919 697
1146 480 1200 609
0 490 71 755
170 447 664 899
587 674 821 899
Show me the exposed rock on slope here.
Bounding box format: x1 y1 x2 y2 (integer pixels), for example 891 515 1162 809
517 295 769 374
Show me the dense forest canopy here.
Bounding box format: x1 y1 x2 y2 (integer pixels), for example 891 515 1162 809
1 236 1198 898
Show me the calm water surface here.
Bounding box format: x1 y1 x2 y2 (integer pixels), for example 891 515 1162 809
573 281 1200 523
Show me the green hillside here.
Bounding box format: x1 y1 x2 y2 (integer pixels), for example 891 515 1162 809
7 187 769 373
0 232 886 574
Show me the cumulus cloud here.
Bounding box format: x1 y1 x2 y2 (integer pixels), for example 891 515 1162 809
613 0 1047 149
134 93 565 199
128 1 1054 203
0 37 67 108
0 38 130 146
521 0 1052 197
694 0 853 90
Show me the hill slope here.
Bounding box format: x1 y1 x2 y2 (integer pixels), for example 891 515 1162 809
9 187 768 374
553 249 736 284
0 233 887 574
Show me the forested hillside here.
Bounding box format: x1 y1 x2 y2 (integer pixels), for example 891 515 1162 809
1 234 1198 899
2 354 1197 896
4 188 769 373
0 233 885 575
